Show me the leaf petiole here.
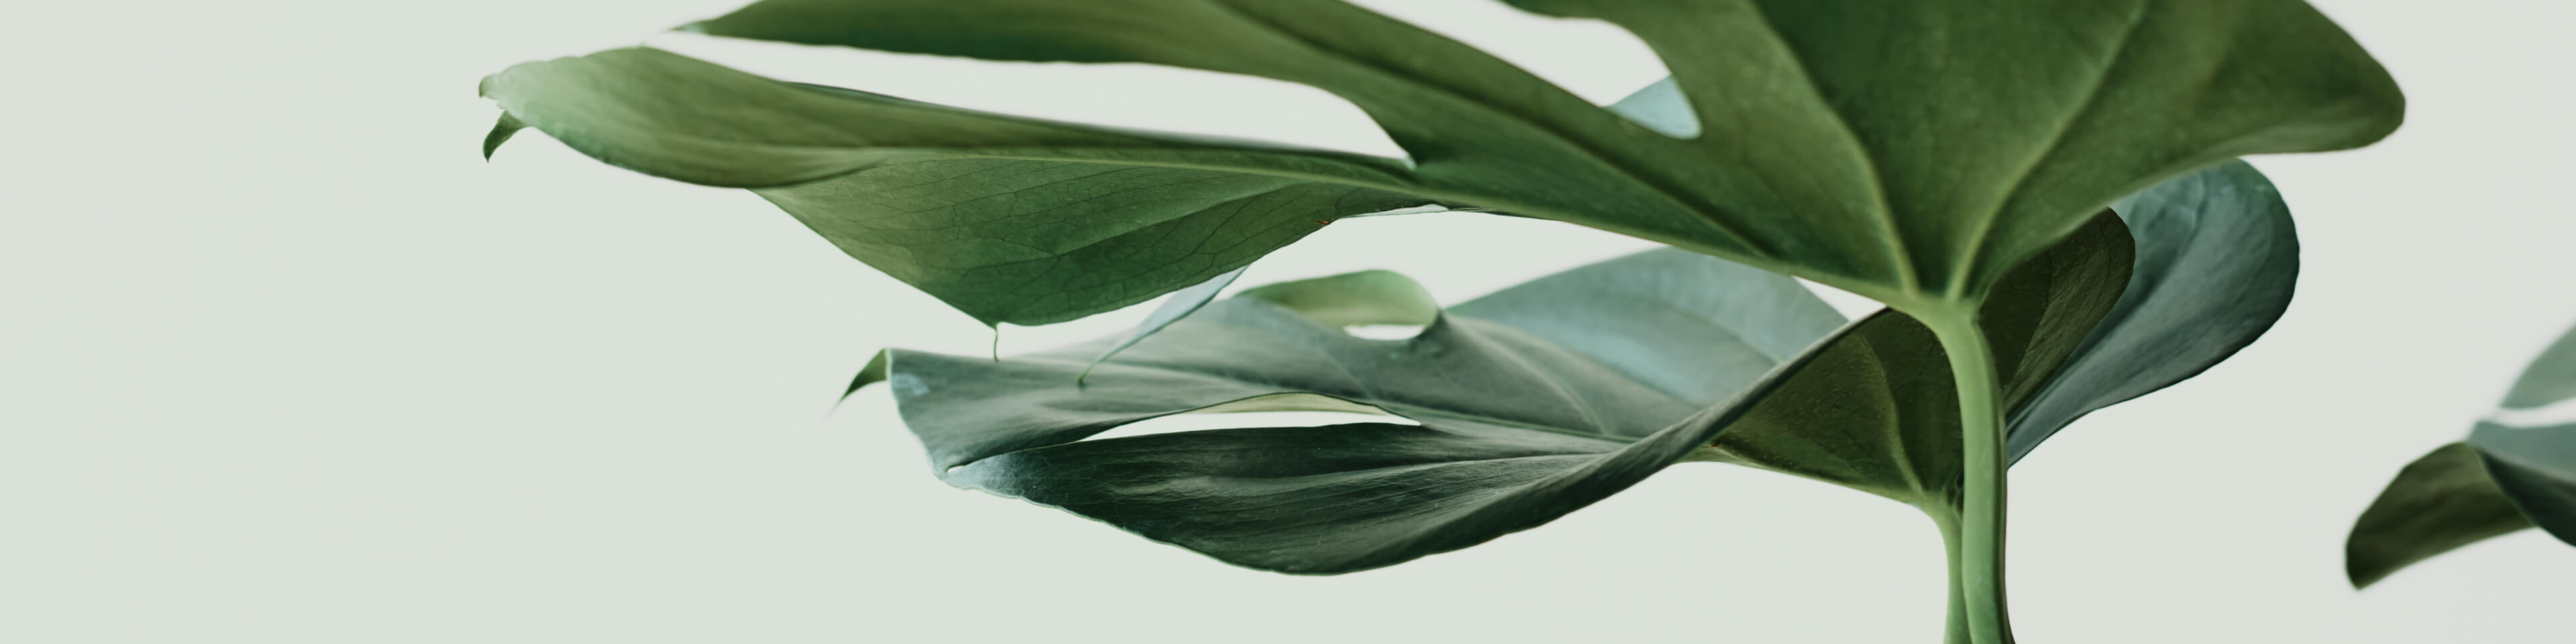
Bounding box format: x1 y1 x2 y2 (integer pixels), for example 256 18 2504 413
1929 313 2013 644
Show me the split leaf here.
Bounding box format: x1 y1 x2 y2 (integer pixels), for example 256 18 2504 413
487 0 2397 323
851 161 2303 572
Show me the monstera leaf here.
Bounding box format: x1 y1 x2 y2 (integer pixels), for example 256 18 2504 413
2348 325 2576 588
484 0 2396 325
848 161 2299 574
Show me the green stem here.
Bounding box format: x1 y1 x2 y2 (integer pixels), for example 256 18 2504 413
1931 510 1973 644
1927 316 2012 644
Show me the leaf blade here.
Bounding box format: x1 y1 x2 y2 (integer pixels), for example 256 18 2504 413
2348 322 2576 584
2346 442 2537 588
481 47 1448 325
2004 160 2301 462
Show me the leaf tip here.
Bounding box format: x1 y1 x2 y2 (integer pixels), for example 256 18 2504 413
843 350 892 399
482 113 527 162
2342 537 2385 590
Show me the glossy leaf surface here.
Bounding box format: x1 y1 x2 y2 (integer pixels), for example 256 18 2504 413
870 254 1841 573
2351 323 2576 587
850 162 2307 572
489 0 2398 323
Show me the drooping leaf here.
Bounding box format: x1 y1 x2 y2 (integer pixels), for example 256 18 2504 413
851 160 2304 573
480 48 1448 325
855 215 2118 572
491 0 2398 323
2004 160 2300 462
2345 443 2538 590
2351 321 2576 587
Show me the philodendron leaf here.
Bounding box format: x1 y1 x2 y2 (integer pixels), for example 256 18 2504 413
488 0 2397 324
2349 323 2576 588
848 160 2306 573
480 48 1449 326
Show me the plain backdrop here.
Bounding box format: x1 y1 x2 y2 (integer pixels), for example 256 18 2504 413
4 1 2572 642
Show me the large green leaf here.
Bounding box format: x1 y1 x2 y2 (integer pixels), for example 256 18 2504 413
480 48 1448 325
868 222 2113 573
869 258 1845 573
489 0 2398 323
849 162 2306 572
2349 323 2576 588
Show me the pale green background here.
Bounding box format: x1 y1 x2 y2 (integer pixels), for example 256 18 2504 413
3 1 2571 641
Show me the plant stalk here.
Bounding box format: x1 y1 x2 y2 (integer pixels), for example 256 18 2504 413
1931 510 1973 644
1927 316 2012 644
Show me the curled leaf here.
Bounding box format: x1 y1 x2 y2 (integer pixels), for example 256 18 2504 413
849 161 2304 573
2351 321 2576 587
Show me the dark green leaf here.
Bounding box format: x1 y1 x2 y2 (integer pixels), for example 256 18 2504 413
2347 442 2539 588
492 1 2398 325
1495 0 2392 301
2349 322 2576 586
480 48 1444 325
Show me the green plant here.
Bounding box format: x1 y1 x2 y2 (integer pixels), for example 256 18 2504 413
2347 323 2576 588
849 160 2294 642
480 2 2401 642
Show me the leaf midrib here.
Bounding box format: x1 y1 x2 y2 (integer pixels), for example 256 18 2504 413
1944 1 2151 297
